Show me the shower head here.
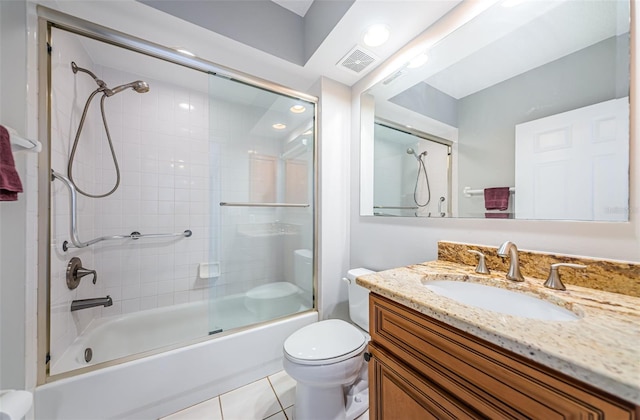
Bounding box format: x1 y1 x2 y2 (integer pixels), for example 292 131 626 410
406 148 428 160
104 80 150 97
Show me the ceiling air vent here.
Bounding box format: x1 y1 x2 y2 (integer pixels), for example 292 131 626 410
337 46 378 74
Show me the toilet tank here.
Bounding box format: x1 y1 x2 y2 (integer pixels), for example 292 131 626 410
346 268 374 331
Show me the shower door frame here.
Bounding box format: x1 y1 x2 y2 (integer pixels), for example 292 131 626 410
36 6 318 385
373 118 453 216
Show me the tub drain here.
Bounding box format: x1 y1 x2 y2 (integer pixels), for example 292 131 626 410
84 347 93 363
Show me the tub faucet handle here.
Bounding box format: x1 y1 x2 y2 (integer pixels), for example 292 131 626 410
543 263 586 291
66 257 97 290
467 250 490 274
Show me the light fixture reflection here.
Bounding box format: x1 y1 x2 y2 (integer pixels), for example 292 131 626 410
290 104 306 113
175 47 196 57
272 123 287 130
363 24 390 47
179 103 194 111
407 53 429 69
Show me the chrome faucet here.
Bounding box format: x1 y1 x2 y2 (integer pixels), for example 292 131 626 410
71 296 113 311
497 241 524 282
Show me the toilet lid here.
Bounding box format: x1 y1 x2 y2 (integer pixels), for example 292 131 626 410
284 319 366 366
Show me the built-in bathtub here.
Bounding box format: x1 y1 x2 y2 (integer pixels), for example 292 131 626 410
36 297 317 419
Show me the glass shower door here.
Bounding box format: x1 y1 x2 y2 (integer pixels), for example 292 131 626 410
206 74 315 334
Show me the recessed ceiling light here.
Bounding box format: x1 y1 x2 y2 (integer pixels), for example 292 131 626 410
290 105 306 114
175 47 196 57
363 24 390 47
272 123 287 130
407 53 429 69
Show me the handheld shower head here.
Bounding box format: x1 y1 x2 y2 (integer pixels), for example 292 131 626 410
104 81 150 97
406 148 427 160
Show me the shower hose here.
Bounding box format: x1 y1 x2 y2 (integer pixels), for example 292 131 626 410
413 154 431 207
67 88 121 198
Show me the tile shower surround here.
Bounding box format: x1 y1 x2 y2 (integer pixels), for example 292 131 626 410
48 30 310 373
50 30 213 369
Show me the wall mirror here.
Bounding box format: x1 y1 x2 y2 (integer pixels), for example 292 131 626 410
360 0 630 221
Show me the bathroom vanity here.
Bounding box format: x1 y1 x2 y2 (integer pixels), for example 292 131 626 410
357 243 640 419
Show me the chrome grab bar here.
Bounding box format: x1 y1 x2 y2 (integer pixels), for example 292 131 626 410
51 170 192 251
438 196 446 217
373 205 419 210
220 202 309 208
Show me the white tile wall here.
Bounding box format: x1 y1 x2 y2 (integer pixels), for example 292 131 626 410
48 28 213 374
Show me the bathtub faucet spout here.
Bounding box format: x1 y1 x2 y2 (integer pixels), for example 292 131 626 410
71 296 113 311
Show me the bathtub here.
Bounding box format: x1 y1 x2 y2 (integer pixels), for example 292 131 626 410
35 297 317 419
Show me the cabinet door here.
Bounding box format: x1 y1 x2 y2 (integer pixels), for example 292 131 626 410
369 342 484 420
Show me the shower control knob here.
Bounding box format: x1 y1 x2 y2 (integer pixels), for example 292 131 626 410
363 352 372 362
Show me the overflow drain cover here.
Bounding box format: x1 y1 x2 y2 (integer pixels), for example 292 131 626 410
84 347 93 363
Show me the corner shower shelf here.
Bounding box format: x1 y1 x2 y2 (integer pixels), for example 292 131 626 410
51 170 192 252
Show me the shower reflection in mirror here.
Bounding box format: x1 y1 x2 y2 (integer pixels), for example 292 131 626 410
373 120 452 217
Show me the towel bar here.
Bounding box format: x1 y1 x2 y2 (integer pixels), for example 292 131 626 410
463 187 515 197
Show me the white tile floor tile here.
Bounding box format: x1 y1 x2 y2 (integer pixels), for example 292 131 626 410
268 370 296 409
160 370 369 420
264 411 287 420
219 378 282 420
284 406 294 420
356 409 370 420
161 396 222 420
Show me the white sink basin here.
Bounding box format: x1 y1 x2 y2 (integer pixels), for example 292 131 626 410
424 280 579 321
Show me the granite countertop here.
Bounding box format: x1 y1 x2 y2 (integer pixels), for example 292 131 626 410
356 260 640 405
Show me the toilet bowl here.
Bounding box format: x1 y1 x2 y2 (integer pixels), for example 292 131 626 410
283 268 373 420
244 249 313 319
243 282 301 320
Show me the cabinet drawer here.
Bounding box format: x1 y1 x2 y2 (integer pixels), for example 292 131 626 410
370 293 637 419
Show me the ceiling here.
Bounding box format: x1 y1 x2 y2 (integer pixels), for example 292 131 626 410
50 0 461 93
271 0 315 17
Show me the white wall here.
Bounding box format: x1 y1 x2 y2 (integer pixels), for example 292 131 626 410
349 5 640 268
0 0 39 397
315 77 352 320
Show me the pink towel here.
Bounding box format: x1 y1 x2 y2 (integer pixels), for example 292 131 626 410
0 125 24 201
484 187 510 211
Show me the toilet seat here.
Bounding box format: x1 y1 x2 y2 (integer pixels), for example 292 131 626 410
283 319 367 366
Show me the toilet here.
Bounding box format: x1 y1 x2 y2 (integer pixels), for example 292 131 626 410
283 268 373 420
244 249 313 319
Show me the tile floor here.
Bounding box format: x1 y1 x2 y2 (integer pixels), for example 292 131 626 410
160 370 369 420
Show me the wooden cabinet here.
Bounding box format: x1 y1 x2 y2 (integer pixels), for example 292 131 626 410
368 293 639 419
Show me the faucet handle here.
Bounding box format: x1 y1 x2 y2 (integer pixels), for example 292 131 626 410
543 263 586 291
66 257 97 290
467 250 490 274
